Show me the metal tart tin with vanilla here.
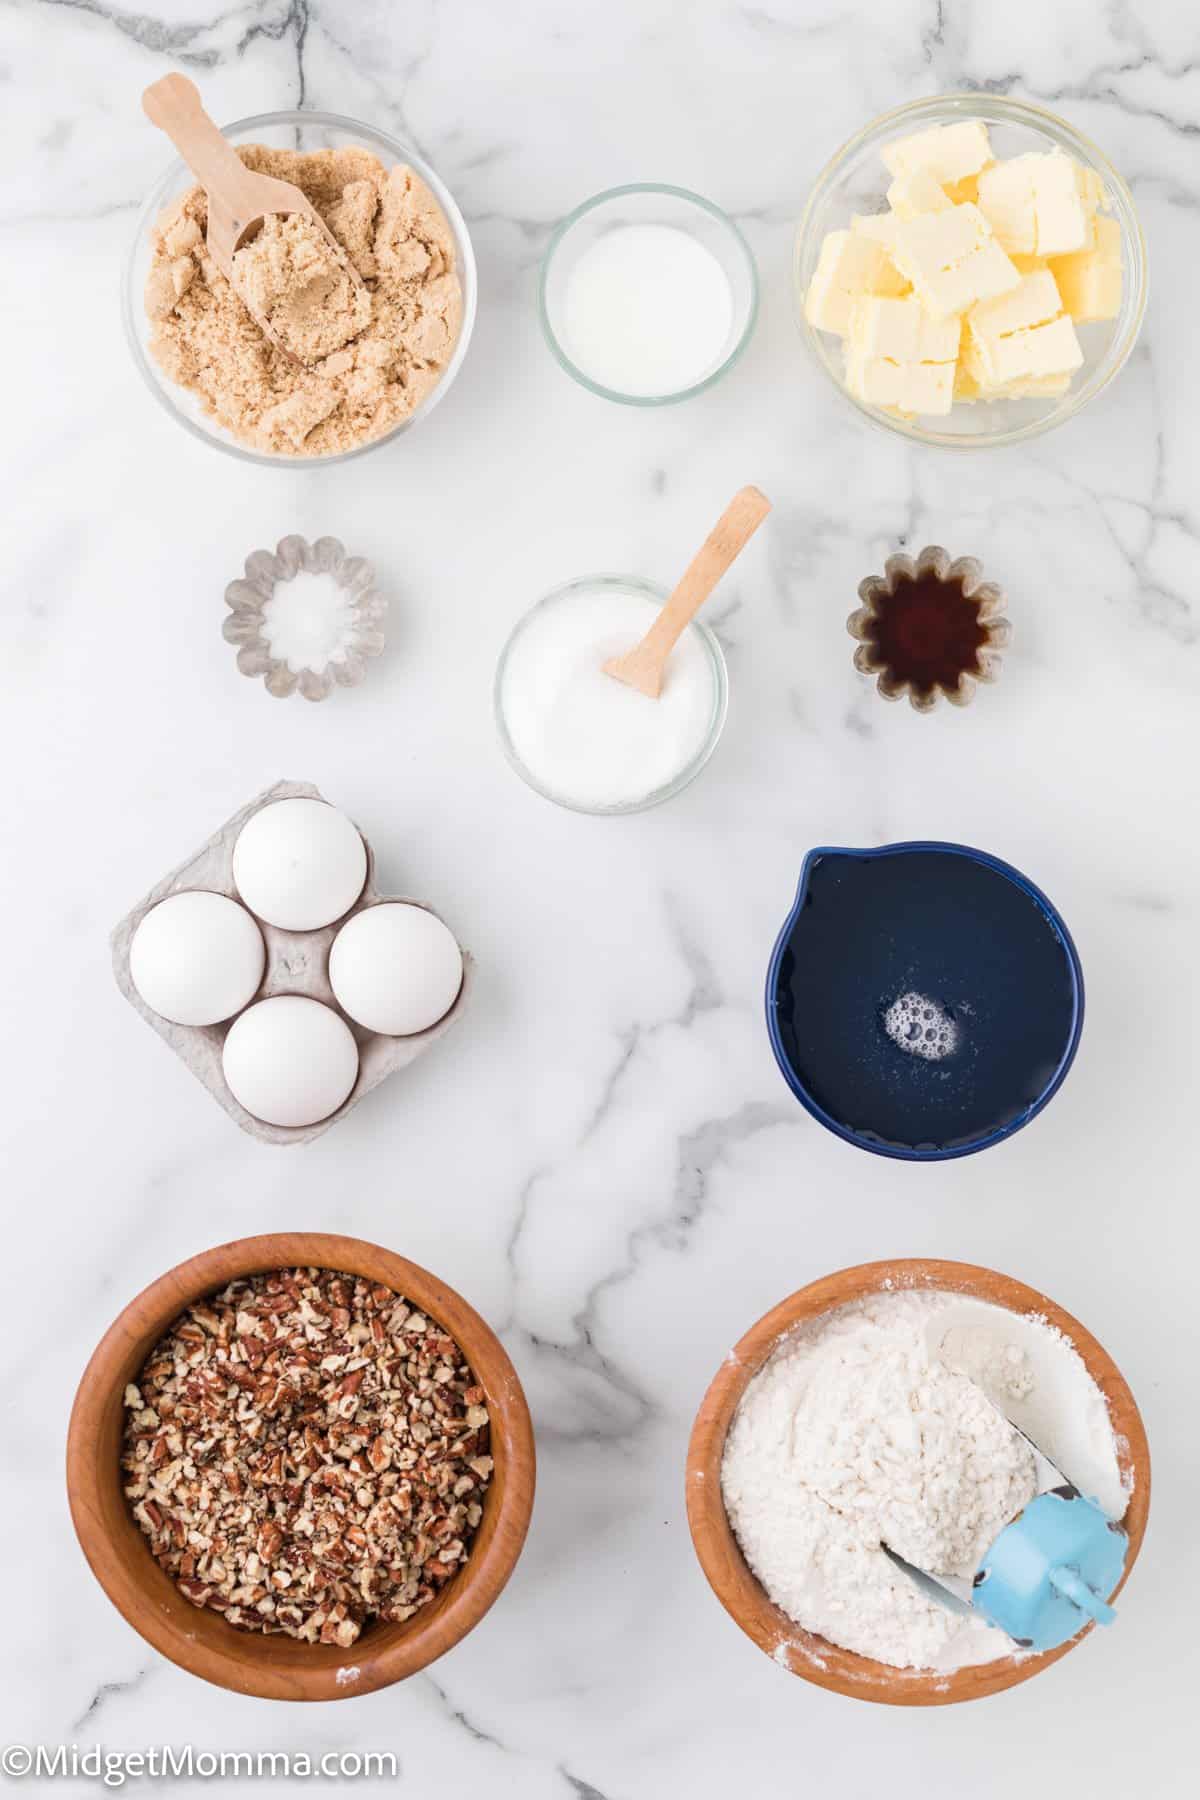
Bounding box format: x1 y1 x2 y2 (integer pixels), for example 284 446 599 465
848 545 1009 711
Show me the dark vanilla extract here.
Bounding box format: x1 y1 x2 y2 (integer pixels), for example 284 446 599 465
863 567 987 700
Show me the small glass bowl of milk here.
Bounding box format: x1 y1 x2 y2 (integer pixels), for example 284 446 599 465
539 185 758 405
494 576 729 814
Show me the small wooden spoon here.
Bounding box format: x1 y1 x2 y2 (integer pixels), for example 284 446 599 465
603 486 772 698
142 74 364 359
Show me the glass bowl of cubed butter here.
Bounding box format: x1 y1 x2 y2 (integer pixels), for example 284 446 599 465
795 94 1146 448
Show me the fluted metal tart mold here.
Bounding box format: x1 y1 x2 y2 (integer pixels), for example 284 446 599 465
223 535 386 702
847 544 1010 713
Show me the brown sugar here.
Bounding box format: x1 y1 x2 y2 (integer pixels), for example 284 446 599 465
230 212 371 363
145 146 463 457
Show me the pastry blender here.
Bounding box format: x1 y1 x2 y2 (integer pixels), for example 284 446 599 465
883 1324 1128 1653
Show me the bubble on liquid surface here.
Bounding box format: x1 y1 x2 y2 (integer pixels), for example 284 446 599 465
883 990 960 1062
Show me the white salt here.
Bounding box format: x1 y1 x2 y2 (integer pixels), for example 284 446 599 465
261 571 356 674
561 223 735 396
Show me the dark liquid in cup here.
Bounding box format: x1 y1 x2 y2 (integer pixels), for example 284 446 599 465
774 850 1079 1153
863 568 987 700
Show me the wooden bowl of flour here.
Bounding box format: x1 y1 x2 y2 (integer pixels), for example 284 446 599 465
685 1259 1150 1706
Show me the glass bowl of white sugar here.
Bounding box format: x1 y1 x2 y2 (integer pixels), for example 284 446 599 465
539 186 758 405
494 576 728 813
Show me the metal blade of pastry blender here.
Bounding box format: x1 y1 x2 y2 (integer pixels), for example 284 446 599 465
880 1307 1075 1615
924 1305 1074 1493
879 1546 976 1615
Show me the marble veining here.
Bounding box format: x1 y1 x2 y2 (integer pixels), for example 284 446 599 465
3 1 1198 1796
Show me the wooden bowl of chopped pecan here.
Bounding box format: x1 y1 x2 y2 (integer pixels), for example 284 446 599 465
67 1233 535 1701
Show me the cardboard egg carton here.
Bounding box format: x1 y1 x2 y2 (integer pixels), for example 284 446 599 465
111 779 472 1145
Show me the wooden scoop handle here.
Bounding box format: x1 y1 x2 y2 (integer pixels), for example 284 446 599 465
143 74 252 208
654 485 772 651
603 486 771 697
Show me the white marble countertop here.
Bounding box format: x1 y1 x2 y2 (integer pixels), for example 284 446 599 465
4 0 1198 1793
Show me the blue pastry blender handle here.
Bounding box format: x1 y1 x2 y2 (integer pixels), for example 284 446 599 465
1047 1562 1117 1626
971 1489 1127 1653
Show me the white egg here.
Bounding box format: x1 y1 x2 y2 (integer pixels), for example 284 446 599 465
329 903 464 1036
222 995 359 1127
232 798 367 931
130 890 265 1026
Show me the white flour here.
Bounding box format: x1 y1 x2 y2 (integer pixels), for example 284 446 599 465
721 1289 1127 1672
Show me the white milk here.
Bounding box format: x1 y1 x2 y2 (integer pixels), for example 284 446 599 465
499 585 720 810
560 223 735 395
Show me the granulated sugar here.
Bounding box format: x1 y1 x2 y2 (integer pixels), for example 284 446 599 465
721 1289 1126 1672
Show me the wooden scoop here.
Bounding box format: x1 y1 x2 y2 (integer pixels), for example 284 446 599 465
603 486 772 698
142 74 364 359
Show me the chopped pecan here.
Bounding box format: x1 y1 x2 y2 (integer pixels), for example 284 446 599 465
121 1267 490 1647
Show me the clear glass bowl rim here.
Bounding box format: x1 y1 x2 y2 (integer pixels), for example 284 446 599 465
493 573 730 814
794 92 1149 450
121 107 478 469
538 183 760 406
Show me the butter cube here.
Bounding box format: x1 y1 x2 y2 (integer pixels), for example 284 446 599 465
968 310 1083 388
1001 373 1073 398
969 268 1063 339
978 152 1097 257
956 355 1072 402
976 157 1038 254
850 295 960 364
882 121 992 186
891 203 986 271
963 267 1083 394
889 204 1020 318
886 167 952 219
846 353 955 416
805 229 907 335
845 295 959 417
1049 214 1122 321
1030 152 1094 255
851 211 902 251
